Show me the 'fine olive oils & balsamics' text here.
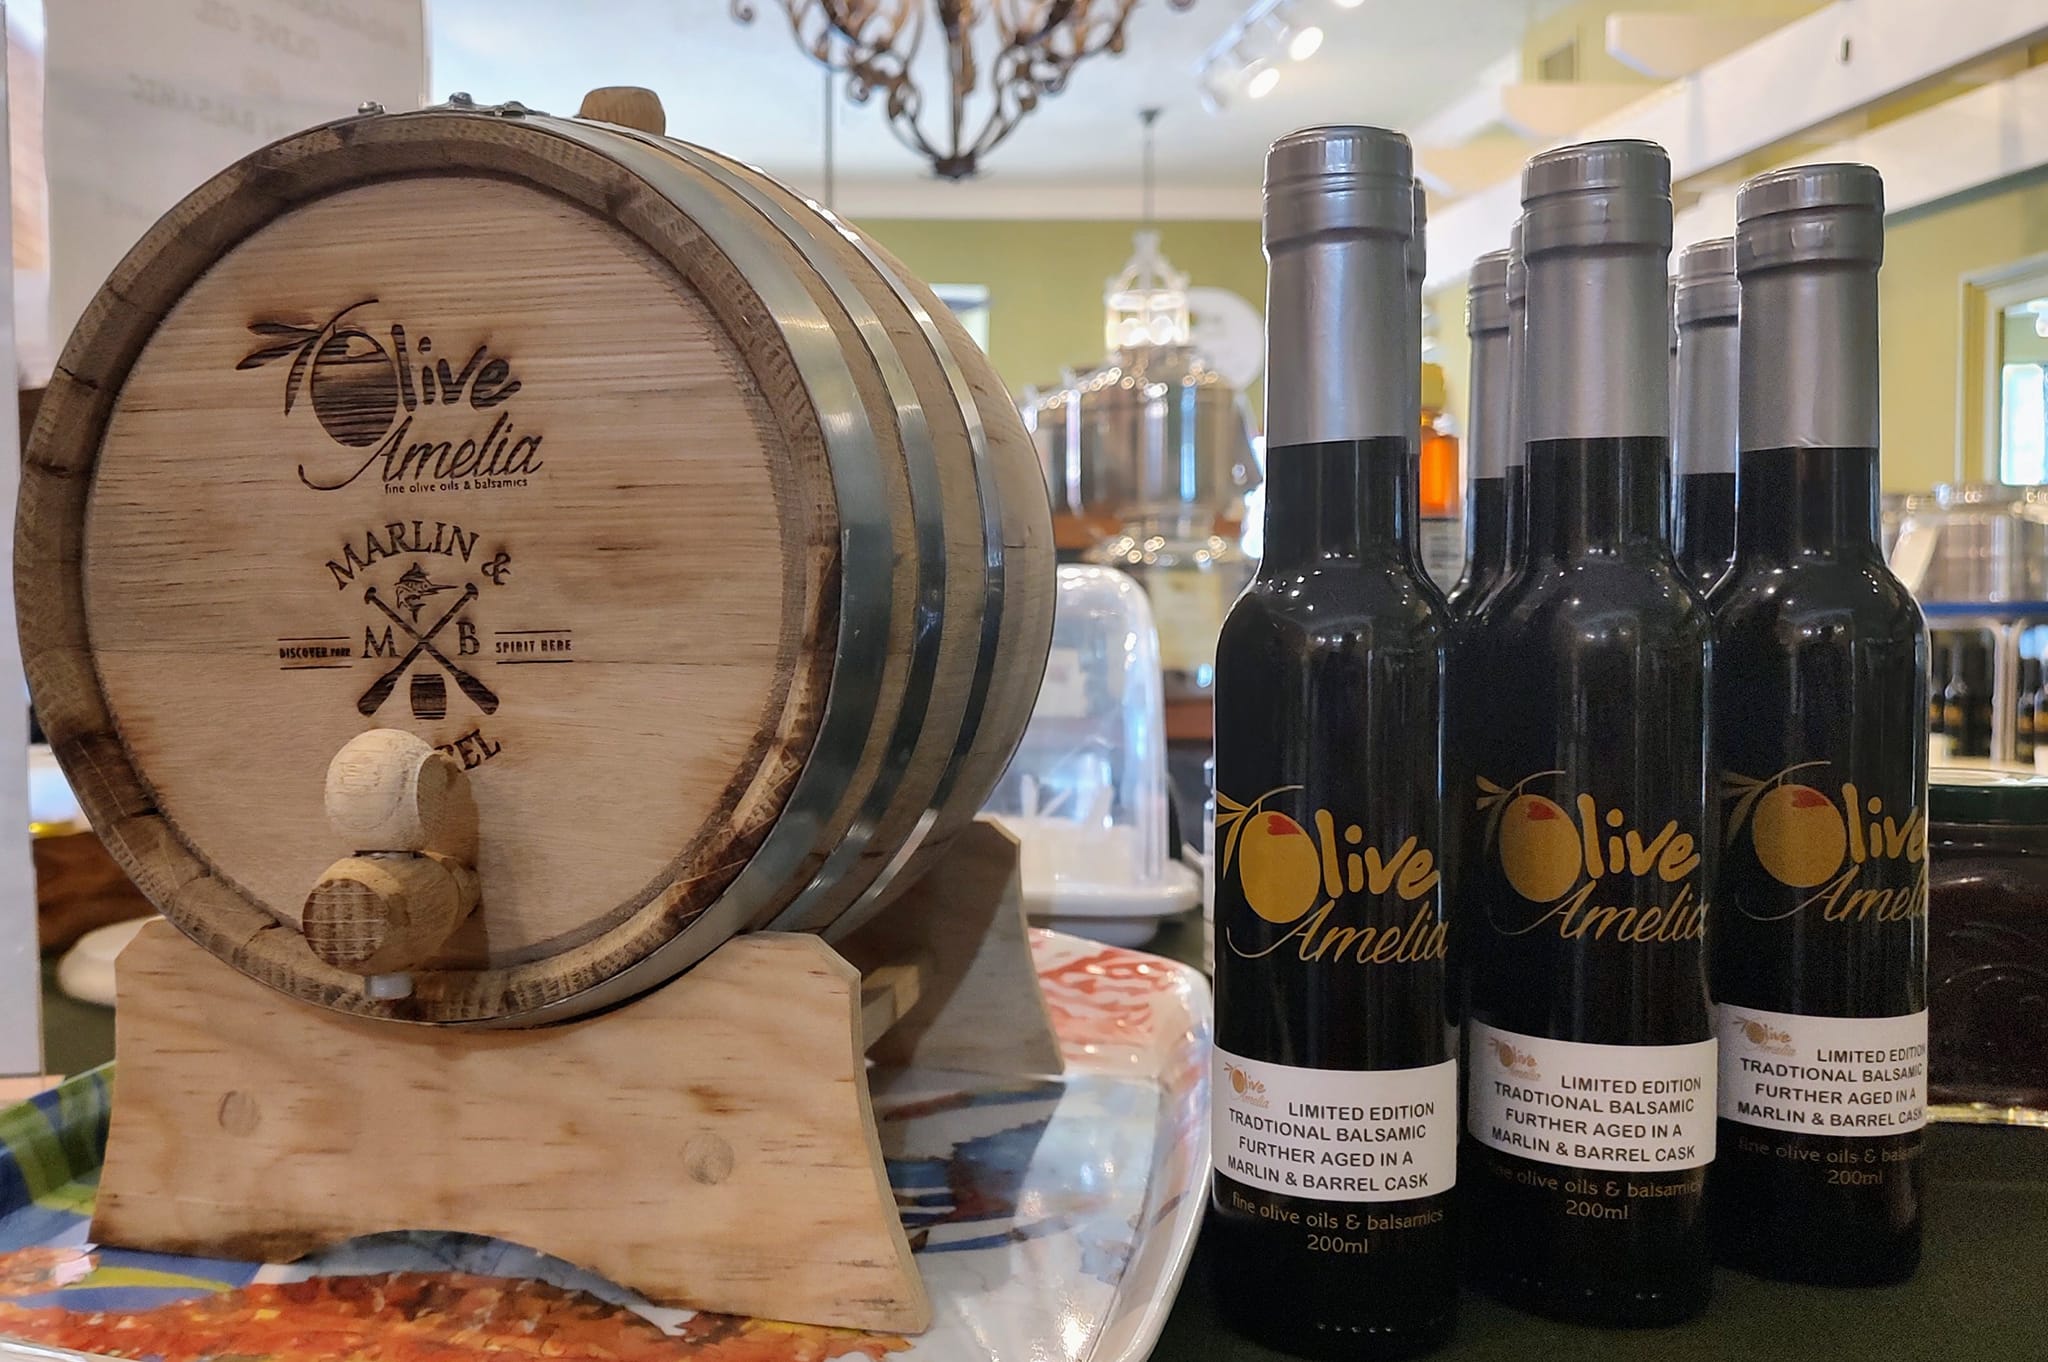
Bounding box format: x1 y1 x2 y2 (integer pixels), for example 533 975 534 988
1706 164 1929 1286
1209 126 1457 1360
1454 140 1717 1327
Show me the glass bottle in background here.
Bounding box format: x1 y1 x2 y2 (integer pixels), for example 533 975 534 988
1941 641 1969 759
1928 637 1953 764
2017 658 2040 766
1457 140 1715 1328
1210 125 1457 1360
1707 163 1928 1286
1947 639 1991 759
1447 250 1513 618
1673 237 1739 595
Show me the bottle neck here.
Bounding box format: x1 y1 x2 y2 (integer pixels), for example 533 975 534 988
1526 438 1671 562
1258 438 1416 572
1265 234 1409 447
1740 260 1879 453
1732 447 1882 561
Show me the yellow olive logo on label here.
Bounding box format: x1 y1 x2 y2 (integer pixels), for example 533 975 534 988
1722 762 1926 922
1475 771 1704 941
1216 785 1446 965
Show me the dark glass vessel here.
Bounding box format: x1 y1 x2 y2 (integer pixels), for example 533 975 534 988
1672 238 1739 595
1707 163 1928 1288
1208 126 1456 1362
1457 141 1715 1329
1448 250 1513 618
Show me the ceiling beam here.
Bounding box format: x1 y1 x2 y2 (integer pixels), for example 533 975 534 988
1604 13 1788 80
1425 0 2048 289
1671 58 2048 249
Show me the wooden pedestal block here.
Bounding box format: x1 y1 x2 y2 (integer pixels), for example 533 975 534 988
92 822 1059 1334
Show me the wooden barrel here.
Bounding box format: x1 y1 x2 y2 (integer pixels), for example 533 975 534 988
16 103 1054 1025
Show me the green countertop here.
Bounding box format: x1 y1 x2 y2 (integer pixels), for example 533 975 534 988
1141 907 2048 1360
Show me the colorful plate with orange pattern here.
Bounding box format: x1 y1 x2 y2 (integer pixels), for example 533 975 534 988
0 931 1209 1362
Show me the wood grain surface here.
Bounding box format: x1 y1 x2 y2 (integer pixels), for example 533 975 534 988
94 919 931 1332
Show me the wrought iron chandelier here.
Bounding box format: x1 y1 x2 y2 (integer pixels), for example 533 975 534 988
732 1 1195 181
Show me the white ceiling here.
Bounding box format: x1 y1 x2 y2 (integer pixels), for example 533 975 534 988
429 0 1567 217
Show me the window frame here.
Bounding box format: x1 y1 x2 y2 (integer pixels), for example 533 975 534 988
1960 250 2048 485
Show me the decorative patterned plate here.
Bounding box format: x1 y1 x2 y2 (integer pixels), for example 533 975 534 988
0 930 1209 1362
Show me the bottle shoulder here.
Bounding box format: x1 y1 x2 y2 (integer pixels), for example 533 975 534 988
1477 558 1710 647
1708 558 1924 644
1234 563 1449 623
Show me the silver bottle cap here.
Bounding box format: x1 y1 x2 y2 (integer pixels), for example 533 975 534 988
1674 238 1739 479
1736 163 1884 270
1521 139 1672 254
1407 181 1428 283
1675 237 1739 326
1469 257 1513 480
1520 140 1673 441
1468 250 1511 336
1736 163 1883 450
1264 125 1414 247
1263 127 1414 446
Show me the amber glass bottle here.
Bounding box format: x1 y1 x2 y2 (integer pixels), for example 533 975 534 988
1447 251 1512 618
1210 126 1456 1360
1672 237 1738 595
1707 163 1928 1287
1457 140 1715 1327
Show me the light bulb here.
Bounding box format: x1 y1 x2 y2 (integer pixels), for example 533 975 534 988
1333 0 1364 7
1247 64 1280 98
1288 25 1323 60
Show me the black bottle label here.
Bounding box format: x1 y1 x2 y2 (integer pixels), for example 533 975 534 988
1714 761 1929 1136
1212 785 1457 1206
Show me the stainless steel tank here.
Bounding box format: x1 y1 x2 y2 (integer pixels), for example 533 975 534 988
1023 344 1259 528
1897 483 2048 602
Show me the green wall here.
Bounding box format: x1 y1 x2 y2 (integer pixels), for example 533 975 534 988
858 173 2048 496
1882 172 2048 490
859 218 1266 407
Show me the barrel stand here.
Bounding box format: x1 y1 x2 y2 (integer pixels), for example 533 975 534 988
89 819 1061 1334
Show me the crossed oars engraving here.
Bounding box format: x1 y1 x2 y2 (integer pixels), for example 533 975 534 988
357 583 501 716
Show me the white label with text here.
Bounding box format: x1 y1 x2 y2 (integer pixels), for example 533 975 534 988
1213 1047 1456 1202
1718 1004 1927 1137
1467 1021 1716 1172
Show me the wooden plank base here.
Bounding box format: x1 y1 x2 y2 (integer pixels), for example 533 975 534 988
95 921 930 1332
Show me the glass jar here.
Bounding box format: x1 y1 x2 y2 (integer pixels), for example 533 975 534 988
1927 768 2048 1124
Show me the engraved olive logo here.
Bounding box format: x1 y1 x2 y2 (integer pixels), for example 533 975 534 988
1498 794 1582 903
309 327 400 447
238 299 399 448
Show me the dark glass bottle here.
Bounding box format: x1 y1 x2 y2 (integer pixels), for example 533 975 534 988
1209 126 1456 1361
1706 162 1928 1287
1945 641 1989 759
1928 639 1951 760
1940 641 1968 756
1673 237 1738 595
1457 140 1714 1328
2017 658 2041 765
1447 250 1513 618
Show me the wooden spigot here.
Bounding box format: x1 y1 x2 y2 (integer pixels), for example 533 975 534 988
302 730 480 997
